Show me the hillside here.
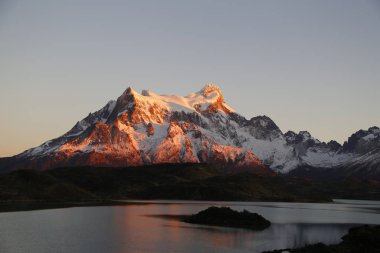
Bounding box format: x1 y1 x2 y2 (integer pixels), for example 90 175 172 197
1 164 380 206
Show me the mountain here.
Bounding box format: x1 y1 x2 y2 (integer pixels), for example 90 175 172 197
0 84 269 174
0 84 379 179
284 126 380 180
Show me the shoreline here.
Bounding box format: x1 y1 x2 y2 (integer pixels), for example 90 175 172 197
1 198 378 213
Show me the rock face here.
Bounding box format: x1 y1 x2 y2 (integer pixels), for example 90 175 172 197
0 84 379 179
184 206 271 230
146 123 154 136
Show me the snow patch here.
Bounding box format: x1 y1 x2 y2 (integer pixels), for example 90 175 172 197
363 134 376 141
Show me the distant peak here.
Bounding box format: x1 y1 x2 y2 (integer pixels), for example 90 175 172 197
369 126 380 134
111 86 140 116
141 89 151 96
199 83 223 98
122 86 137 96
284 131 297 137
298 131 312 140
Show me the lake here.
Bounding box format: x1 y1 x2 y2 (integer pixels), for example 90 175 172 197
1 199 380 253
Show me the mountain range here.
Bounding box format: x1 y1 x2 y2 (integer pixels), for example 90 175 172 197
1 84 379 179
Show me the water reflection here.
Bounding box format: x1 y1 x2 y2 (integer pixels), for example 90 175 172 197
255 223 354 251
149 214 355 252
0 200 379 253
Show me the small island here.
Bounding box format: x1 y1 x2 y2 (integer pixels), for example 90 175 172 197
183 206 271 230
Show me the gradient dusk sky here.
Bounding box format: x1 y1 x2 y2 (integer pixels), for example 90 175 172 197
0 0 379 157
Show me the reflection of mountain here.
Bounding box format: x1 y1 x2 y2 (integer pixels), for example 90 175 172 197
274 224 354 248
1 84 379 179
260 224 354 252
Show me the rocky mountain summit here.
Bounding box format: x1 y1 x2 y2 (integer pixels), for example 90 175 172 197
282 126 380 180
1 84 379 179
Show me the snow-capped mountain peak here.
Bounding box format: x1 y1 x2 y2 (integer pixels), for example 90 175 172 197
1 84 379 179
198 83 222 97
5 85 266 173
113 84 234 118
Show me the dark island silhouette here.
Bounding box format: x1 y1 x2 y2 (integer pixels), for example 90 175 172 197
184 206 271 230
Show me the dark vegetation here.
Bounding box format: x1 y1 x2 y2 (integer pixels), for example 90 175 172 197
184 206 271 230
0 164 322 203
265 225 380 253
0 163 380 208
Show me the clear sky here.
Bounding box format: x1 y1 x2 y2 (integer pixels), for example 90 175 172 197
0 0 379 157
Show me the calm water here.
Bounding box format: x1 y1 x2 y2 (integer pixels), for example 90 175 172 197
1 199 380 253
